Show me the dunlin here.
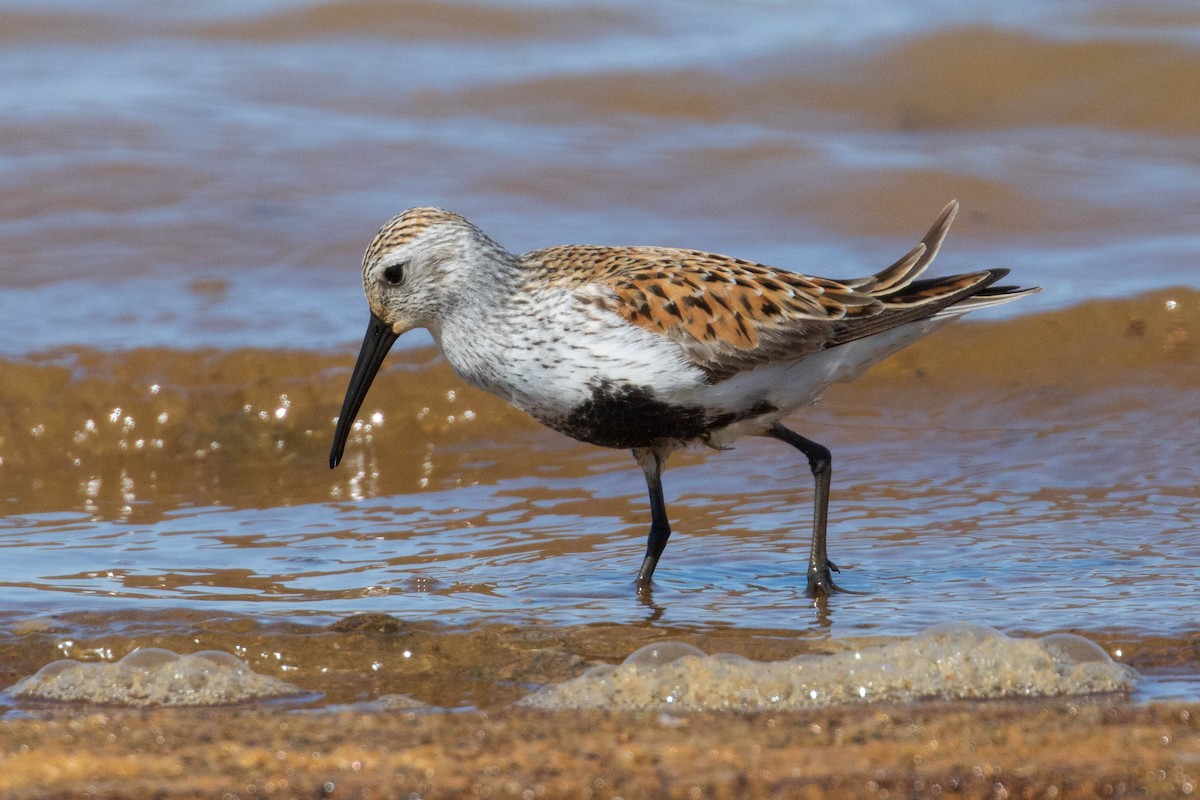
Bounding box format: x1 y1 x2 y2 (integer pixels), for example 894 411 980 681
330 201 1038 595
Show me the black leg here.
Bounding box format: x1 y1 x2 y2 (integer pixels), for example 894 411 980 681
766 422 842 596
634 448 671 586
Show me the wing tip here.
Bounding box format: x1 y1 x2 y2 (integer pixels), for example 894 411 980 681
859 200 962 295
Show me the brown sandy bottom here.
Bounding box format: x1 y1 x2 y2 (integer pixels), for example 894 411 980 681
1 701 1197 798
0 613 1195 798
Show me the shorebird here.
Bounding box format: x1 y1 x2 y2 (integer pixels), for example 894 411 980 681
330 201 1038 595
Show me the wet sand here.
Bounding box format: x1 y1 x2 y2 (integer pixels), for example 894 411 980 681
3 700 1198 798
1 611 1195 798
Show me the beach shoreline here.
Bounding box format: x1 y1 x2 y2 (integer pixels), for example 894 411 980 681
2 699 1194 798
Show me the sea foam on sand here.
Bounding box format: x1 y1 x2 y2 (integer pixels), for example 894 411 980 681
9 647 303 707
519 623 1140 712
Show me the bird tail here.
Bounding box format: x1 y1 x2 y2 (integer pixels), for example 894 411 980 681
830 202 1042 346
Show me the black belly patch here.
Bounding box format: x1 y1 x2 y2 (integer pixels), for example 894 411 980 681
548 381 776 449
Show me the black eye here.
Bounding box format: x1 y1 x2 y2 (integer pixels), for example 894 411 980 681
382 263 405 285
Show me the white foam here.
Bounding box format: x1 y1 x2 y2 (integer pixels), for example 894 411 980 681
8 647 302 707
518 623 1140 712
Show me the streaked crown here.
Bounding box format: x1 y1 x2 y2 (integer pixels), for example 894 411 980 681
362 207 473 273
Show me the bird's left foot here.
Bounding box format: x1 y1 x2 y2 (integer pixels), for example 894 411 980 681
805 559 845 596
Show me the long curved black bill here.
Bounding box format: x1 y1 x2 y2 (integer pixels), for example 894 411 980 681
330 313 401 469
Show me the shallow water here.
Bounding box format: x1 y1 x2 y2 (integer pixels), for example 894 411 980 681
0 0 1198 709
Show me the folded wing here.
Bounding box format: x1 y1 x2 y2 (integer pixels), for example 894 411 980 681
523 201 1039 383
